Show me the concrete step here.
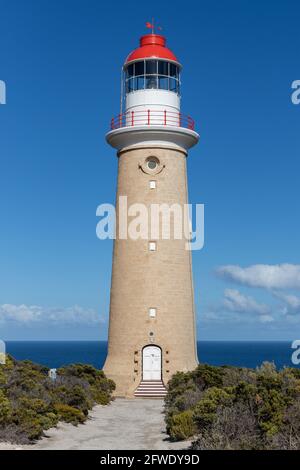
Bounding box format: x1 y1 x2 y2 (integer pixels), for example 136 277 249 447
134 380 167 398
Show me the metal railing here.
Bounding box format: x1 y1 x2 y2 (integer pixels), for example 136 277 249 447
110 109 195 131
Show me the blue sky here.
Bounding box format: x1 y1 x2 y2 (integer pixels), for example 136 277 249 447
1 0 300 340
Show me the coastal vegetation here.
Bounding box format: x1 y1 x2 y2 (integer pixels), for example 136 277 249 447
165 362 300 450
0 356 115 444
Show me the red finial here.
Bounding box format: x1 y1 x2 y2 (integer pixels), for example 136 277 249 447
145 18 162 34
125 25 178 64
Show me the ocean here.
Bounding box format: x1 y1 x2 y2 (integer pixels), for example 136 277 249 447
4 341 300 370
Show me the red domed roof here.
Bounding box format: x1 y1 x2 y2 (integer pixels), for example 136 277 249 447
125 34 179 64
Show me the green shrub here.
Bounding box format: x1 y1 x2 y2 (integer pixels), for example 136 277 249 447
165 361 300 450
168 410 196 441
18 418 43 441
0 390 12 424
18 397 50 414
37 412 59 430
11 408 44 441
193 387 234 429
51 383 92 415
57 364 115 405
193 364 225 388
53 403 86 425
257 388 288 436
0 356 115 444
91 387 112 405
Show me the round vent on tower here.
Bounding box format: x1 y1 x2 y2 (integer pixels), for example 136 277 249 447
147 157 159 170
140 156 164 175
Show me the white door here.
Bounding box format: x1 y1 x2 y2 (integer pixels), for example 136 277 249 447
143 346 161 381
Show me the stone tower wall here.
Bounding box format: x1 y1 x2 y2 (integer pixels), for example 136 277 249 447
103 146 198 397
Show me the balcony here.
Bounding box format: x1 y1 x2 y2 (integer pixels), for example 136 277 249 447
110 109 195 131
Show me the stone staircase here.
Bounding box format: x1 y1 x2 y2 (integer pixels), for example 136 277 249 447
134 380 168 398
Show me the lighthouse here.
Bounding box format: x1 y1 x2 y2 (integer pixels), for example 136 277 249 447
103 30 199 397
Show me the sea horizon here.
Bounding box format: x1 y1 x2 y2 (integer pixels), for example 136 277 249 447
3 339 295 342
4 340 299 371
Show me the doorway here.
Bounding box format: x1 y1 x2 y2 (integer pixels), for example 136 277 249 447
142 345 162 381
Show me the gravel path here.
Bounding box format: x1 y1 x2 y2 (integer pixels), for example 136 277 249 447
0 399 190 450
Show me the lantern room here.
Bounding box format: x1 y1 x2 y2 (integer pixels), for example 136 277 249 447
107 31 199 150
122 34 181 124
124 59 180 95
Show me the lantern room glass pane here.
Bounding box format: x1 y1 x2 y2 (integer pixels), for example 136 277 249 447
169 63 178 78
158 76 169 90
158 61 169 76
169 78 178 92
134 61 145 76
146 60 157 75
145 75 158 89
127 64 134 78
136 76 145 90
127 78 135 92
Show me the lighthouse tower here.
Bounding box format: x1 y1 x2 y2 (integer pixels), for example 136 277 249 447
104 31 199 397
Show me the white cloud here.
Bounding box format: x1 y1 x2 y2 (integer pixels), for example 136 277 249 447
201 289 274 325
259 315 274 323
202 263 300 328
273 292 300 315
201 311 233 323
223 289 271 316
216 264 300 290
0 304 103 325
